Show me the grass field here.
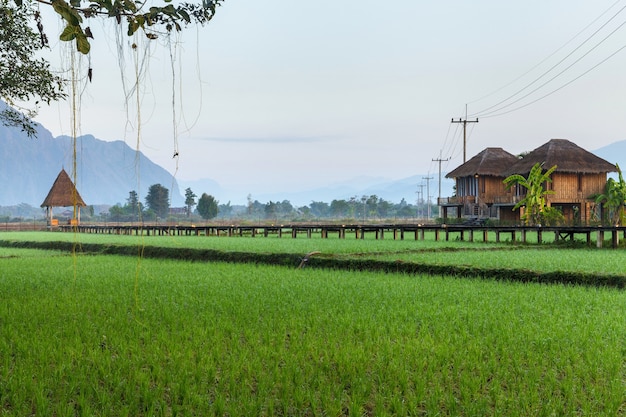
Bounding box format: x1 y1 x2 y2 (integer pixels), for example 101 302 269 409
0 232 625 416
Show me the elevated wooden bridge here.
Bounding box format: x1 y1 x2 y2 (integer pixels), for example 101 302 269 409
57 223 626 248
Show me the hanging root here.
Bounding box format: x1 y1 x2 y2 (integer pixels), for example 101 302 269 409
298 251 321 269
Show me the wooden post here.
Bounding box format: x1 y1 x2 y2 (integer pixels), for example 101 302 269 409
597 229 603 248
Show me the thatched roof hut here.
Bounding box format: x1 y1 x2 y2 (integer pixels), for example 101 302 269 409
446 147 519 178
41 169 86 226
41 169 86 208
502 138 616 176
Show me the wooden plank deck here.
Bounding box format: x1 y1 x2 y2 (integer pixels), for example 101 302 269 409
57 224 626 248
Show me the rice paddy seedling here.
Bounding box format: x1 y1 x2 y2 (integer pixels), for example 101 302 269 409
0 245 625 416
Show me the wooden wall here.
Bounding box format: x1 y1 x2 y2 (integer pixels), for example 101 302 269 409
548 172 606 203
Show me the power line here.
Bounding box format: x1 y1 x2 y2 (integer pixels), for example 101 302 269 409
473 13 626 118
479 42 626 119
468 0 626 110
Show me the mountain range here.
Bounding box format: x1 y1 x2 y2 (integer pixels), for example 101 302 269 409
1 103 624 209
0 123 183 208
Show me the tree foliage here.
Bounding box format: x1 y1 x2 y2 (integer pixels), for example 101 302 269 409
0 0 65 136
32 0 224 54
594 163 626 226
1 0 224 133
145 183 169 218
196 193 218 220
504 163 559 226
184 187 196 217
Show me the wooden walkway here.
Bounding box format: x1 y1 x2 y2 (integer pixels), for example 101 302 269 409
57 224 626 248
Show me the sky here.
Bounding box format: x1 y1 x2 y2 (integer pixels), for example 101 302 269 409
32 0 626 202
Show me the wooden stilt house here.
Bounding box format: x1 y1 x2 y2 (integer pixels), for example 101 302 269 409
442 139 616 224
40 169 86 227
441 148 519 221
501 139 616 224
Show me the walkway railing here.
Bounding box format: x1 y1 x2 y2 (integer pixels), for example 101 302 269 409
57 223 626 248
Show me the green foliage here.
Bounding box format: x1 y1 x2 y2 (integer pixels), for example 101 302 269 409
196 192 218 220
108 190 143 221
540 205 565 226
594 163 626 226
504 162 557 226
184 187 196 217
145 183 169 218
32 0 224 54
0 0 65 136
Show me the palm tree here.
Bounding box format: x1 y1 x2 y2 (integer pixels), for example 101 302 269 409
503 163 557 226
594 164 626 226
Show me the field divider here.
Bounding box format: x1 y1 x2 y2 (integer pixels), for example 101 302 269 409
1 239 624 289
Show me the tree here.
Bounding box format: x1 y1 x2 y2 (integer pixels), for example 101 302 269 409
218 201 233 218
22 0 224 55
503 163 559 226
124 190 142 220
330 199 351 218
145 184 169 218
0 0 65 136
594 163 626 226
264 200 278 220
1 0 224 133
108 204 125 222
196 193 218 220
184 187 197 217
309 201 330 218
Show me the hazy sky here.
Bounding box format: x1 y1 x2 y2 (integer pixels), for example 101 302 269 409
34 0 626 198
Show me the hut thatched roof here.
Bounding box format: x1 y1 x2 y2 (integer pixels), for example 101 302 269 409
446 147 519 178
40 169 86 208
502 139 616 176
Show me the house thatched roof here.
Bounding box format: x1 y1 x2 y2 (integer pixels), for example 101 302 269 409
502 139 616 176
40 169 86 208
446 147 519 178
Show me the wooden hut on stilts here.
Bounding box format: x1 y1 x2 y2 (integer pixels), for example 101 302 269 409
41 169 86 227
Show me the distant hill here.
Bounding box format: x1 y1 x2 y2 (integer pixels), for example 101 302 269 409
593 140 626 170
0 119 183 207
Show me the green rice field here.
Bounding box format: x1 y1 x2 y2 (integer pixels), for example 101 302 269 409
0 231 625 416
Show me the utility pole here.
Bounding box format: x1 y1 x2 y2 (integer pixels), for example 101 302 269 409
416 183 425 219
423 176 433 219
451 106 478 163
432 150 450 201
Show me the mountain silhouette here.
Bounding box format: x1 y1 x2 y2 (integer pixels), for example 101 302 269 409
0 113 183 207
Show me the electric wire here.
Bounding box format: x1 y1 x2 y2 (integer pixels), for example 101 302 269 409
467 0 625 108
479 41 626 119
470 3 626 118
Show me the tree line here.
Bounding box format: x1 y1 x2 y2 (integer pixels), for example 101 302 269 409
107 185 219 222
103 184 435 222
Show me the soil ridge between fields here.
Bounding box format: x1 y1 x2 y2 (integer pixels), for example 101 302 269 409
0 239 623 289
